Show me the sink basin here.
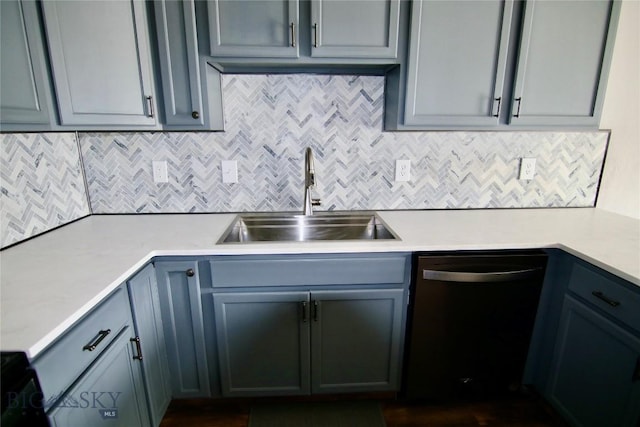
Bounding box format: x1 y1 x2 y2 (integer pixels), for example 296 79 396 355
218 212 399 243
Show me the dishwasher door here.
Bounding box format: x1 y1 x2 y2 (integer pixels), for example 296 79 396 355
404 251 547 399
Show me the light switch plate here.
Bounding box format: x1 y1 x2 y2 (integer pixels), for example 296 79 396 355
221 160 238 183
519 157 536 180
395 159 411 182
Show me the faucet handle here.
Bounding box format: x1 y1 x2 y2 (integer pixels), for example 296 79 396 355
311 198 321 206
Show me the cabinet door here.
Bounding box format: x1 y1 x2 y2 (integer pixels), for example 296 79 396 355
403 0 512 127
48 327 150 427
310 0 400 59
213 291 311 396
547 296 640 427
510 0 620 127
155 261 210 398
208 0 299 58
127 264 171 427
310 289 404 393
0 0 54 130
41 0 157 127
155 0 208 129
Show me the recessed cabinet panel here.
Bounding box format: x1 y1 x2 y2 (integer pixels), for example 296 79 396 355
510 0 618 126
42 0 157 126
404 0 512 126
310 0 400 58
0 0 54 129
208 0 299 58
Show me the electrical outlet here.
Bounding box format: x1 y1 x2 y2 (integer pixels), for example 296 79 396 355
395 159 411 182
152 161 168 183
519 158 536 180
221 160 238 183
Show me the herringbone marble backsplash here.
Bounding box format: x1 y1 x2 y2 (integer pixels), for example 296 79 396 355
81 75 608 214
2 74 609 247
1 133 90 247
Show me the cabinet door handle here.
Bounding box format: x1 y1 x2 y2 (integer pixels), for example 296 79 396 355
186 268 195 277
301 301 307 322
313 23 319 48
591 291 620 307
130 336 143 361
313 300 319 322
83 329 111 351
192 111 199 119
492 97 501 118
290 22 296 47
513 97 522 118
633 357 640 383
146 96 154 118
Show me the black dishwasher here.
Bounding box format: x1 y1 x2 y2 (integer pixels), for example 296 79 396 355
404 250 547 399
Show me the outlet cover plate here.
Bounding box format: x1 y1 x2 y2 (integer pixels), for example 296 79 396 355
519 158 536 180
395 159 411 182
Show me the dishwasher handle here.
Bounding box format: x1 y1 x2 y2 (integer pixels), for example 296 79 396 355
423 267 542 283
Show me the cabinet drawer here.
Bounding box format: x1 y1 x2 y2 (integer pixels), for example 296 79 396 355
568 262 640 332
33 287 131 403
210 253 409 288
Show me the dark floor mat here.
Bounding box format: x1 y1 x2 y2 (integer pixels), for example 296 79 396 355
249 400 386 427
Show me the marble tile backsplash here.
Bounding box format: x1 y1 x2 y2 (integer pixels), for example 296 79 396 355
1 74 609 247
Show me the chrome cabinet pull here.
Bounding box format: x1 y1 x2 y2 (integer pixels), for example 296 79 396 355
492 97 502 117
290 22 296 47
301 301 307 322
513 97 522 118
423 268 541 283
591 291 620 307
313 23 319 47
83 329 111 351
146 96 154 118
313 300 319 321
186 268 195 277
130 337 143 361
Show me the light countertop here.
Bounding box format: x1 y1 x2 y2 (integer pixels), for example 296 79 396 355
1 208 638 358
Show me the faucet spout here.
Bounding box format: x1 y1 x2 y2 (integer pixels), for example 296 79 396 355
303 147 321 215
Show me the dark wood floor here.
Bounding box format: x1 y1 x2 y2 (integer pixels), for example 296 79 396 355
160 392 567 427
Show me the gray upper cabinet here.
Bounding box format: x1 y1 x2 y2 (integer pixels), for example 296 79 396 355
510 0 620 127
155 0 224 130
0 0 55 130
387 0 621 130
41 0 158 128
208 0 299 58
403 0 512 127
310 0 400 59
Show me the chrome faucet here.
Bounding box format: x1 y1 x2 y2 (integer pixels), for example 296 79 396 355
303 147 321 215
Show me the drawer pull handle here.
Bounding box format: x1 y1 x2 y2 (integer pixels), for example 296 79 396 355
83 329 111 351
591 291 620 307
130 336 143 361
146 96 154 118
633 357 640 383
313 23 319 48
186 268 195 277
301 301 307 322
290 22 296 47
313 300 319 322
492 97 501 118
513 97 522 118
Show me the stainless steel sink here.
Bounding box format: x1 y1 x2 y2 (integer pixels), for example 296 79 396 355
218 212 399 243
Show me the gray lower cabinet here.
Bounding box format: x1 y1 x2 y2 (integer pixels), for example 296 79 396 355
127 264 172 426
212 288 405 397
0 0 55 130
542 257 640 427
155 261 211 398
41 0 158 128
47 326 150 427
